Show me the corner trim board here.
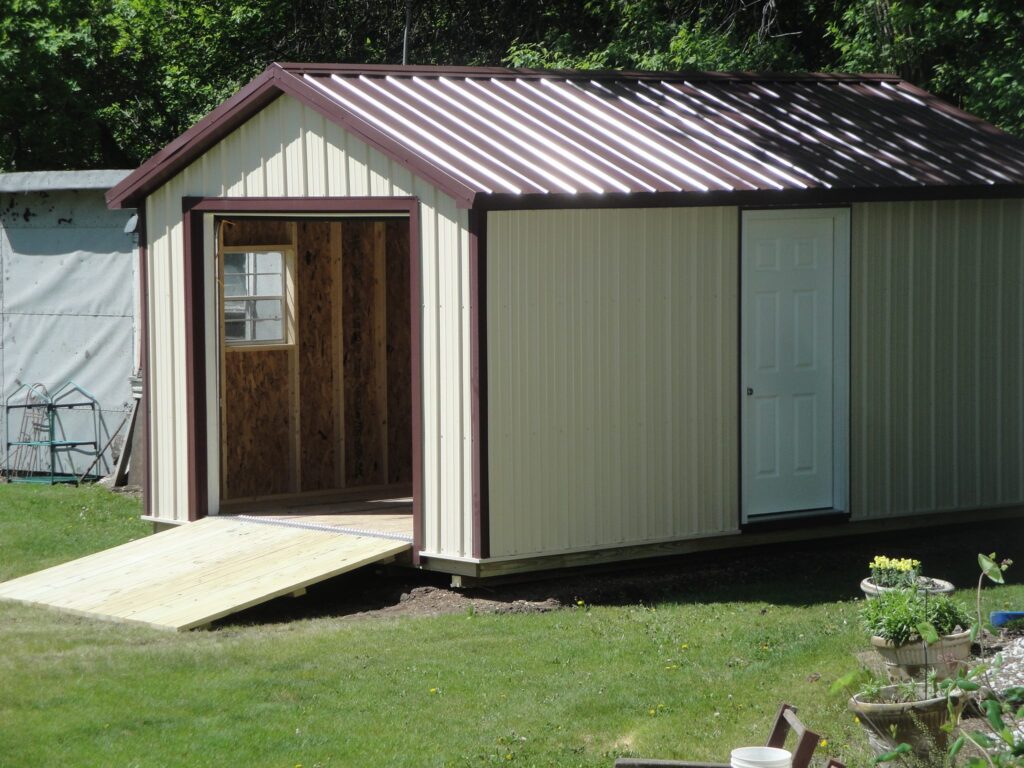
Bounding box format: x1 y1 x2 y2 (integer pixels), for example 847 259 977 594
182 202 207 522
137 211 152 519
469 209 489 558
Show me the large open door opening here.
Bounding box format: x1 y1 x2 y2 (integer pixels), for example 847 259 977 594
740 208 849 523
215 216 412 511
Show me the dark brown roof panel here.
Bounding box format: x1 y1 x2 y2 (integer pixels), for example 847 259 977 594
107 63 1024 210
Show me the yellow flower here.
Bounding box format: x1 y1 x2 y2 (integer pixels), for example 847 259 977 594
429 687 438 695
853 716 860 724
819 739 828 748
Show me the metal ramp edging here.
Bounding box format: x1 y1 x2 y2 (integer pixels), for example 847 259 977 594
235 514 414 543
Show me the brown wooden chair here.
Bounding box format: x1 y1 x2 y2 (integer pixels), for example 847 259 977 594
614 704 820 768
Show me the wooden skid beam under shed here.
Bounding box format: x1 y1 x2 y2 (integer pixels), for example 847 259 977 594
0 517 410 630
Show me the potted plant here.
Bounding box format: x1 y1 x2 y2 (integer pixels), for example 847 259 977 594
861 554 955 598
846 676 962 760
862 587 973 681
942 553 1023 768
839 553 1018 767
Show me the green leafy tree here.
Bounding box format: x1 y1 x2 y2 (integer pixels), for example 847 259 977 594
827 0 1024 136
1 0 1022 171
0 0 135 169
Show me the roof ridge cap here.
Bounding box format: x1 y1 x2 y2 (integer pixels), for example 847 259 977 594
276 62 903 84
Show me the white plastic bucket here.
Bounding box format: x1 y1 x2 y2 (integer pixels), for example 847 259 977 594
730 746 792 768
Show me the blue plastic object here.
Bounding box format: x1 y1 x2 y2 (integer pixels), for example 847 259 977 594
990 610 1024 627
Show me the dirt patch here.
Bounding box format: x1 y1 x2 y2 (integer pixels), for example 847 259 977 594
363 585 561 619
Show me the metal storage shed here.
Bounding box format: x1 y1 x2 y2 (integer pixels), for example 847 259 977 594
103 63 1024 580
0 170 137 481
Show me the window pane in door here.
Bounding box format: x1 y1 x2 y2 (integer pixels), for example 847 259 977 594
256 251 282 274
224 320 246 340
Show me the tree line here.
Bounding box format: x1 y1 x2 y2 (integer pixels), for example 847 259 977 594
2 0 1022 171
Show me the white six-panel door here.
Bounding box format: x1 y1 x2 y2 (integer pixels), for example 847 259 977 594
741 209 849 521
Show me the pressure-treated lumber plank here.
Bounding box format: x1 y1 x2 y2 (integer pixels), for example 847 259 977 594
0 517 410 631
0 519 233 601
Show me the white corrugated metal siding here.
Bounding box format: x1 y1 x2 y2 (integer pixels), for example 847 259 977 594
486 207 739 558
851 199 1024 520
146 94 474 559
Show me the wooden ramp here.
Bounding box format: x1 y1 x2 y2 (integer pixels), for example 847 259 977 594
0 517 411 630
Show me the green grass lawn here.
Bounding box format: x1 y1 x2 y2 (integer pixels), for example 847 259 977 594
1 484 1023 768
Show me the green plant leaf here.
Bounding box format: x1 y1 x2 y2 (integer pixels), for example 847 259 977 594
979 553 1005 583
948 734 966 758
968 731 995 749
829 669 863 695
970 623 980 642
984 698 1006 732
874 743 912 763
954 678 980 691
917 621 939 644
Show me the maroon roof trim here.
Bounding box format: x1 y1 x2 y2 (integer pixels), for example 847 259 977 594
108 65 478 210
473 184 1024 211
107 69 283 209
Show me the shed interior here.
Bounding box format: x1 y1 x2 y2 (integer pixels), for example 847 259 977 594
216 216 412 510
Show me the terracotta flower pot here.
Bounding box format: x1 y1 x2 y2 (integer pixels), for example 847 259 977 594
870 629 972 680
860 576 955 599
849 684 961 759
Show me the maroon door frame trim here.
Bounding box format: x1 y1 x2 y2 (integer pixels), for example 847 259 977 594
179 196 425 562
469 210 489 558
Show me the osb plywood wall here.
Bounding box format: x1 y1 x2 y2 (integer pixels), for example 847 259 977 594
222 348 292 497
342 221 387 487
222 219 291 247
298 220 339 492
385 220 412 485
220 217 412 502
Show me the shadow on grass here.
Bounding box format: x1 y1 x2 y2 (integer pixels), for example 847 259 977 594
217 514 1024 629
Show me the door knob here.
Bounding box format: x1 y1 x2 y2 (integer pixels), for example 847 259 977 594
746 387 753 396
